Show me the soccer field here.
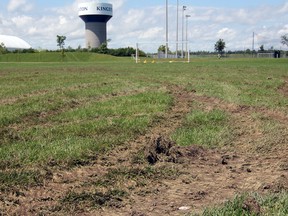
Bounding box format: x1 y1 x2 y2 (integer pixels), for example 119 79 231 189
1 56 288 215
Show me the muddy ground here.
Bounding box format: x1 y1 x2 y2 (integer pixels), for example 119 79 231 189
1 84 287 216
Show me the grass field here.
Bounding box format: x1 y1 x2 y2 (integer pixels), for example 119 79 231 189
0 54 288 215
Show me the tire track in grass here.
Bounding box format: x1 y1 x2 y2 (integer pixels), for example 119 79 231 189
1 84 287 215
0 87 154 148
0 84 195 215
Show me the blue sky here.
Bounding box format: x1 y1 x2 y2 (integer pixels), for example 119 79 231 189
19 0 285 9
7 0 283 9
0 0 287 51
127 0 286 8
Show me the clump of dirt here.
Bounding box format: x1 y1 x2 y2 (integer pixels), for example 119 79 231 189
268 175 288 193
242 196 261 215
145 135 175 164
145 135 205 164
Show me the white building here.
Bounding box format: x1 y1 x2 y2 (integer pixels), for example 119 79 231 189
0 35 31 51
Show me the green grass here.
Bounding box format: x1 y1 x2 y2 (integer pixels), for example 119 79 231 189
201 192 288 216
0 52 123 62
0 54 288 182
0 54 288 215
0 91 172 168
0 169 45 189
172 109 231 147
248 112 288 153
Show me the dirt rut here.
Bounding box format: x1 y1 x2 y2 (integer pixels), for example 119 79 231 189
1 85 287 216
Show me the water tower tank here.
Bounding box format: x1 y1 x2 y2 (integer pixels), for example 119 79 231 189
79 2 113 49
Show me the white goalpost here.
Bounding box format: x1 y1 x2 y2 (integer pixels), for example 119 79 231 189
135 41 190 63
257 53 274 58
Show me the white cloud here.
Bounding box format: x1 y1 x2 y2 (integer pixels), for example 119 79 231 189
27 27 37 35
1 0 288 51
123 9 145 27
217 28 236 39
7 0 24 11
11 15 33 27
279 2 288 13
139 27 164 39
278 25 288 35
59 16 68 25
7 0 33 12
75 0 125 11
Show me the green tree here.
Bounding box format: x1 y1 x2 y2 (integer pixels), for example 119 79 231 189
0 42 7 54
158 45 170 53
281 34 288 47
214 39 226 54
245 49 251 54
56 35 66 58
95 39 111 54
98 42 109 54
259 45 265 52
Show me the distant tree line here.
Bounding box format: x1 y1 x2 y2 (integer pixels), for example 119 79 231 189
0 45 143 57
1 46 286 57
69 45 142 57
89 43 139 56
1 33 287 57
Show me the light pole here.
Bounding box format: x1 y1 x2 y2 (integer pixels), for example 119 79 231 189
165 0 168 58
176 0 179 57
185 14 191 58
252 32 255 57
181 5 186 58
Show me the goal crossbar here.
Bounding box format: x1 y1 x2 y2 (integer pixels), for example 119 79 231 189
135 41 191 63
257 53 274 58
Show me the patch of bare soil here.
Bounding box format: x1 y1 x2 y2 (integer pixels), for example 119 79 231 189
1 85 287 216
278 78 288 97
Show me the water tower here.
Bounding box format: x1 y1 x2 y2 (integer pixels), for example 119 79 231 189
79 2 113 49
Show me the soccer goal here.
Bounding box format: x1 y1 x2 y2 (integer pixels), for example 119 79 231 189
135 41 190 63
257 53 274 58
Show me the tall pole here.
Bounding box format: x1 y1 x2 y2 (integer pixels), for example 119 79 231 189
136 43 139 63
181 5 186 58
185 15 191 58
176 0 179 58
165 0 168 58
252 32 255 57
